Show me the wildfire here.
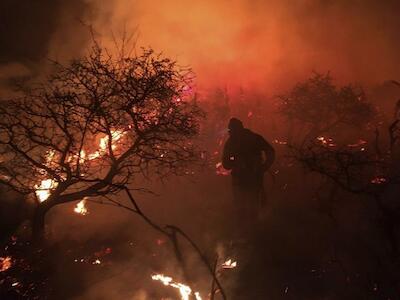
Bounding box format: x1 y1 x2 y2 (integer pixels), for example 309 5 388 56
151 274 202 300
222 258 237 269
74 199 88 215
100 130 125 152
0 256 12 272
85 130 125 160
35 178 57 202
34 129 126 202
371 176 387 184
35 150 59 202
316 136 336 147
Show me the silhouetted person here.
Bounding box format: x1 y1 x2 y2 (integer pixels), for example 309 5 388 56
222 118 275 230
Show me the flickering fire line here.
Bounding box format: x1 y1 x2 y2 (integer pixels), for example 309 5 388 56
151 274 202 300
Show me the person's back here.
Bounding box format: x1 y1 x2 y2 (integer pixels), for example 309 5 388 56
222 117 275 243
222 118 275 190
223 128 266 186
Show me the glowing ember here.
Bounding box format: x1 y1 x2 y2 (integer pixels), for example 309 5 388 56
35 178 57 202
347 139 367 148
0 256 12 272
273 139 288 145
86 130 126 160
222 258 237 269
316 136 336 147
151 274 202 300
371 176 387 184
74 199 88 215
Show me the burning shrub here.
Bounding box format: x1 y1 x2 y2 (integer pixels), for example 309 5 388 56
0 43 203 240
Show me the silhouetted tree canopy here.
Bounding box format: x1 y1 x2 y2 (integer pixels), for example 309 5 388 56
0 43 203 238
276 73 400 261
279 73 377 144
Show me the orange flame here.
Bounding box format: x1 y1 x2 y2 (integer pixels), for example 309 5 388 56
0 256 12 272
74 199 88 215
222 258 237 269
86 130 125 160
34 130 126 202
35 150 58 202
35 178 57 202
151 274 202 300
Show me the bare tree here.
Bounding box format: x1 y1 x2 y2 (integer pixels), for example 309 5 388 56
0 44 203 240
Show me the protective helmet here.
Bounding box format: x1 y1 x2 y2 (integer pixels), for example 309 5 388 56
228 117 244 132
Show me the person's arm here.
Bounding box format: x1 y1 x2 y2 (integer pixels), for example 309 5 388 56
259 135 275 171
222 139 235 170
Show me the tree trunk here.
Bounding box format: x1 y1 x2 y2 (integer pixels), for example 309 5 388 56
32 202 53 243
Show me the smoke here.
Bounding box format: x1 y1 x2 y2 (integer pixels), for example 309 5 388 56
2 0 400 95
89 0 400 93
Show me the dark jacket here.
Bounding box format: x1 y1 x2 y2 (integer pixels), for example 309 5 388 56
222 128 275 186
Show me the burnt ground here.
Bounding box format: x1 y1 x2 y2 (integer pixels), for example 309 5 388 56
2 166 400 300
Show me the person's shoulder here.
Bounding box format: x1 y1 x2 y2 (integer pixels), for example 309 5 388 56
244 128 256 136
246 129 271 147
245 128 263 140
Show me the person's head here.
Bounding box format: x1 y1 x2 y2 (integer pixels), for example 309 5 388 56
228 117 244 135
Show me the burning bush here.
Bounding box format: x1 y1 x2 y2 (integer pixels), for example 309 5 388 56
0 43 203 240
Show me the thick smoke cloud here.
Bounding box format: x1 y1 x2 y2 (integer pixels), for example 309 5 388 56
1 0 399 94
90 0 400 93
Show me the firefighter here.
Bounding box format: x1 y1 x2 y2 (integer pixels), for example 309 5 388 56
222 117 275 224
